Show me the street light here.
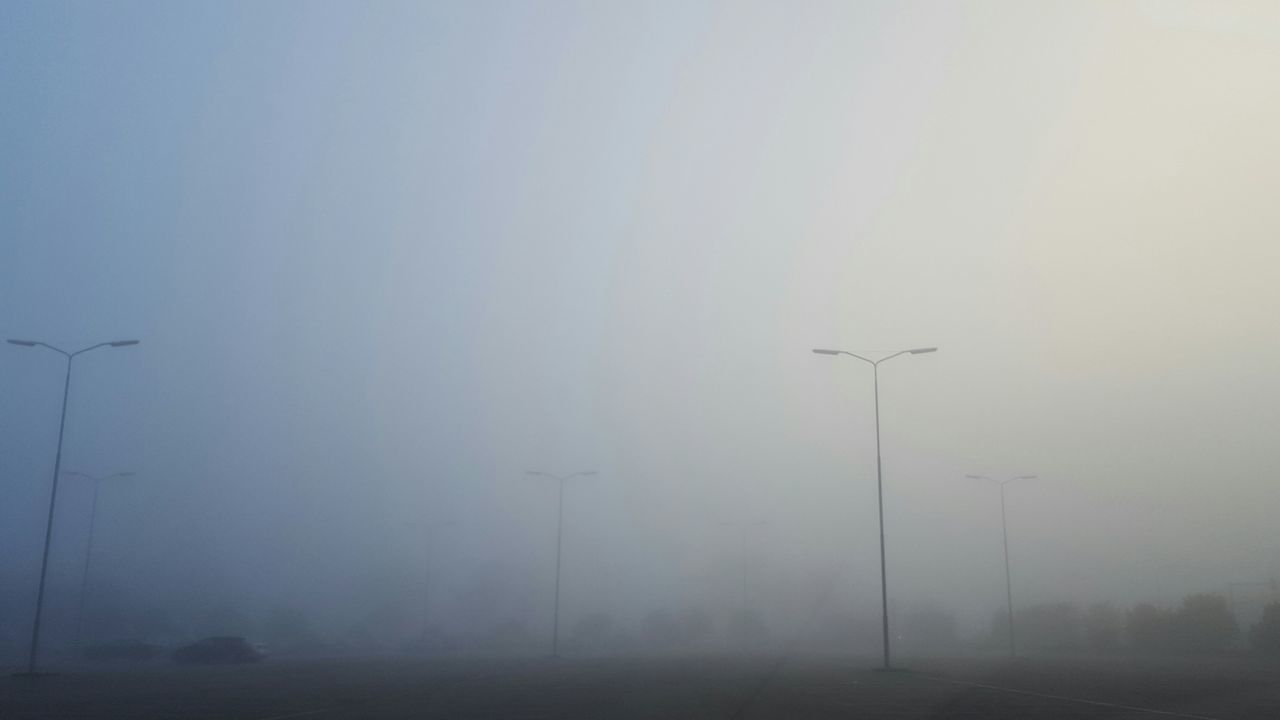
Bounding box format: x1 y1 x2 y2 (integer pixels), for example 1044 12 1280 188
965 474 1036 658
421 520 456 642
63 471 135 648
527 470 597 657
721 520 767 613
7 338 139 675
811 346 936 669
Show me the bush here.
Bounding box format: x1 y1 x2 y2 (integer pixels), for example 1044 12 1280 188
1016 603 1082 652
1249 602 1280 654
1084 603 1121 653
1126 603 1170 653
1170 594 1238 653
1126 595 1239 654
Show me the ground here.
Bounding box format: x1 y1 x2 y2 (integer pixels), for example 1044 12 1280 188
3 654 1278 719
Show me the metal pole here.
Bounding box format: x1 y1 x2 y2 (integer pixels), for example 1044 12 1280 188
873 361 891 670
422 531 435 642
813 347 932 670
1000 483 1016 658
74 479 101 648
420 521 454 642
27 354 73 675
552 476 565 658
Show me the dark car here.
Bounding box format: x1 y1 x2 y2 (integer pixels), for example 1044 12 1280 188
171 636 265 665
83 639 164 662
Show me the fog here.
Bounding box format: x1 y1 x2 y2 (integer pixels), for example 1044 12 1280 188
3 1 1280 658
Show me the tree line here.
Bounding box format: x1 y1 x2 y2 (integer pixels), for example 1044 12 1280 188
987 594 1280 655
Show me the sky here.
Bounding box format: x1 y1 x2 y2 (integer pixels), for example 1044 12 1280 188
3 0 1280 648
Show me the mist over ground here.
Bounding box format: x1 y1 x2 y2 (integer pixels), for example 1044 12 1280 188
3 1 1280 661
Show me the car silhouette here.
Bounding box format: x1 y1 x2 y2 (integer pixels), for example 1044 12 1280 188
171 636 265 665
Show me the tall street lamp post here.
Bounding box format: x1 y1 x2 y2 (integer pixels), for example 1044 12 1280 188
812 346 936 670
7 338 139 676
64 470 136 649
421 520 456 642
527 470 596 658
721 520 767 613
965 474 1036 658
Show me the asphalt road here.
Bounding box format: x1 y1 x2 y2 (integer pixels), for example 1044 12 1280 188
3 654 1278 719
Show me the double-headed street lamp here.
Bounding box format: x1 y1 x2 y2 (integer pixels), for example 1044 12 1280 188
812 346 936 670
7 338 139 675
63 471 136 648
527 470 596 657
965 474 1036 658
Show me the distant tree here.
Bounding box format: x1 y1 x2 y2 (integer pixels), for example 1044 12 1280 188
1084 603 1121 653
1016 603 1082 652
1248 602 1280 654
1126 603 1170 653
1170 593 1238 653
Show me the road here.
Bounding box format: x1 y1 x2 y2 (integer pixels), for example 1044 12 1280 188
3 654 1278 719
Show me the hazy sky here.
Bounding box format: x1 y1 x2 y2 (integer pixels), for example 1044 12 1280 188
4 1 1280 644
